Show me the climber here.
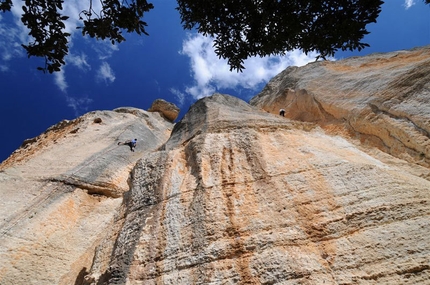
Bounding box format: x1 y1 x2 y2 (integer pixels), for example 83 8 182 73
279 109 285 117
118 138 137 152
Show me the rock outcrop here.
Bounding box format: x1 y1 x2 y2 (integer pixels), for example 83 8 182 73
85 93 430 285
0 107 174 285
250 46 430 169
1 46 429 285
148 99 180 122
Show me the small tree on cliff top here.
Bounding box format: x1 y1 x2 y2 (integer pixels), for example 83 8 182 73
1 0 428 73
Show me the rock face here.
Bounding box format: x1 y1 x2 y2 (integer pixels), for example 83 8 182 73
1 46 430 285
0 107 174 285
250 46 430 168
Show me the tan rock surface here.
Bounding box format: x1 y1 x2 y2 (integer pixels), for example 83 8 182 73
0 108 174 285
87 94 429 285
250 46 430 169
148 99 180 122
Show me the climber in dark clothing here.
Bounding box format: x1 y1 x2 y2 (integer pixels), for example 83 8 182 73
279 109 285 117
118 138 137 152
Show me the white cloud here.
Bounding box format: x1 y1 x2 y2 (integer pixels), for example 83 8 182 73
0 17 26 68
67 53 91 71
91 40 120 60
153 79 161 94
1 0 119 116
65 95 93 117
180 33 319 100
54 70 68 92
404 0 416 9
96 62 115 84
169 88 186 107
0 64 9 72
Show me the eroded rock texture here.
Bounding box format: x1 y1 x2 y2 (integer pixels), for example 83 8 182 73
148 99 180 122
88 93 429 284
1 46 430 285
250 46 430 168
0 107 174 285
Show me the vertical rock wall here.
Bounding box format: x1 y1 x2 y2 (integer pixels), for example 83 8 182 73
250 46 430 168
88 94 430 284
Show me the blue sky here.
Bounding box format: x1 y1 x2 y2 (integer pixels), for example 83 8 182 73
0 0 429 162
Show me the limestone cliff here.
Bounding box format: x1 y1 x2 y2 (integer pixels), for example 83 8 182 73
0 46 429 285
250 46 430 169
0 107 174 284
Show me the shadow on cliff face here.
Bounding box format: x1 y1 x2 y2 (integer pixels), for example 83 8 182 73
74 267 88 285
74 266 111 285
91 153 168 284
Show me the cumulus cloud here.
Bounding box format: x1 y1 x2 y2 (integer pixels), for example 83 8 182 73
404 0 416 9
96 62 116 84
180 33 319 100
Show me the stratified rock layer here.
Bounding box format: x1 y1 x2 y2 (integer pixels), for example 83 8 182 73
250 46 430 168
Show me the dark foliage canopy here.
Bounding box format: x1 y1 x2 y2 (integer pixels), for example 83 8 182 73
0 0 428 72
1 0 153 73
177 0 384 71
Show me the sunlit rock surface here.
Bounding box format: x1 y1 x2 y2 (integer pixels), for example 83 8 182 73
148 99 180 122
86 93 429 285
1 46 429 285
250 46 430 169
0 107 174 285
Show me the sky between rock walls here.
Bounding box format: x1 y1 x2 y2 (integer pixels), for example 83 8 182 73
0 0 429 162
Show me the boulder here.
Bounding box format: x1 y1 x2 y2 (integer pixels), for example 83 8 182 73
148 99 180 122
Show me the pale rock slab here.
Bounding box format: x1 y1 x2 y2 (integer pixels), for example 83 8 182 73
0 107 174 285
